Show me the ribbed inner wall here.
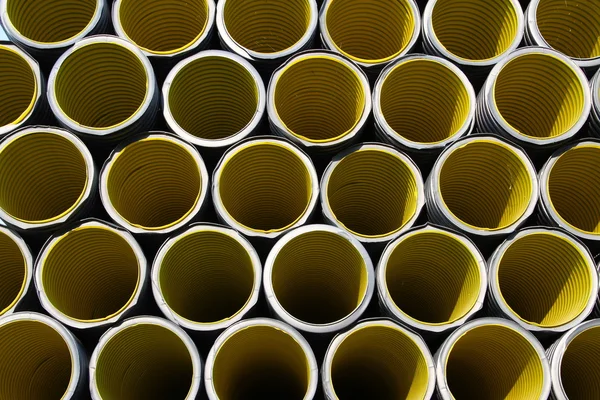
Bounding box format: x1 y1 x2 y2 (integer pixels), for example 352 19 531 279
497 233 592 327
446 325 544 399
431 0 519 61
327 149 418 237
219 143 312 232
439 141 532 230
548 146 600 233
54 43 148 129
168 57 258 140
560 326 600 399
385 231 480 324
223 0 311 53
0 232 25 316
212 325 310 400
274 57 365 142
380 59 470 143
0 48 35 128
331 325 429 400
271 231 367 324
119 0 209 53
107 138 201 230
537 0 600 60
96 324 193 400
6 0 96 43
42 227 139 322
494 53 585 138
0 321 72 400
160 231 255 324
325 0 415 62
0 132 87 223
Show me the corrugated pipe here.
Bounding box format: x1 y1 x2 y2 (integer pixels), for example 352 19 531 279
591 69 600 137
0 312 87 399
35 219 147 331
488 227 599 335
0 127 95 232
100 133 209 235
0 227 31 316
547 319 600 400
205 318 318 400
152 224 261 332
90 316 202 400
378 224 486 335
435 318 551 400
268 51 371 155
322 319 435 400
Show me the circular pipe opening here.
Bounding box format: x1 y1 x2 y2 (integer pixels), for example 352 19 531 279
0 46 36 129
0 230 27 316
559 325 600 399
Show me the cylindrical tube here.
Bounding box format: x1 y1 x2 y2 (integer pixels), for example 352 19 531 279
268 51 371 153
90 316 202 400
0 312 87 399
590 69 600 137
435 318 551 400
205 318 318 400
0 227 31 316
322 319 435 400
100 133 209 235
0 127 95 232
152 224 261 332
378 225 486 335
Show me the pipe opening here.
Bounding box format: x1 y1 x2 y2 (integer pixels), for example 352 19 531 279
560 326 600 399
212 325 310 399
494 53 585 138
439 140 532 230
119 0 209 54
95 324 194 399
380 59 471 143
0 232 25 316
330 325 430 399
0 47 36 128
327 149 418 237
223 0 312 54
324 0 416 63
0 132 88 224
106 138 202 230
168 56 259 140
159 230 255 324
5 0 96 44
431 0 520 61
497 232 593 327
385 231 480 324
274 56 365 142
54 42 148 129
219 143 313 232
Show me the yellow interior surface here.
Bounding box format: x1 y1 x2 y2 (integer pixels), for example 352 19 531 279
223 0 311 54
548 145 600 234
439 140 532 230
6 0 96 44
119 0 209 54
446 324 544 399
325 0 415 63
169 56 258 140
107 138 201 230
219 143 312 233
327 149 418 237
212 325 310 399
160 230 255 324
331 325 429 400
494 53 585 138
380 59 470 144
0 231 25 316
431 0 519 61
0 320 72 400
385 231 480 325
560 326 600 399
54 43 148 129
272 230 367 324
0 132 87 223
42 226 139 322
96 324 193 400
497 232 592 327
274 56 365 142
0 47 36 128
537 0 600 60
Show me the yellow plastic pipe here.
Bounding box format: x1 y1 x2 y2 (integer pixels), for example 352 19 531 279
0 228 30 317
